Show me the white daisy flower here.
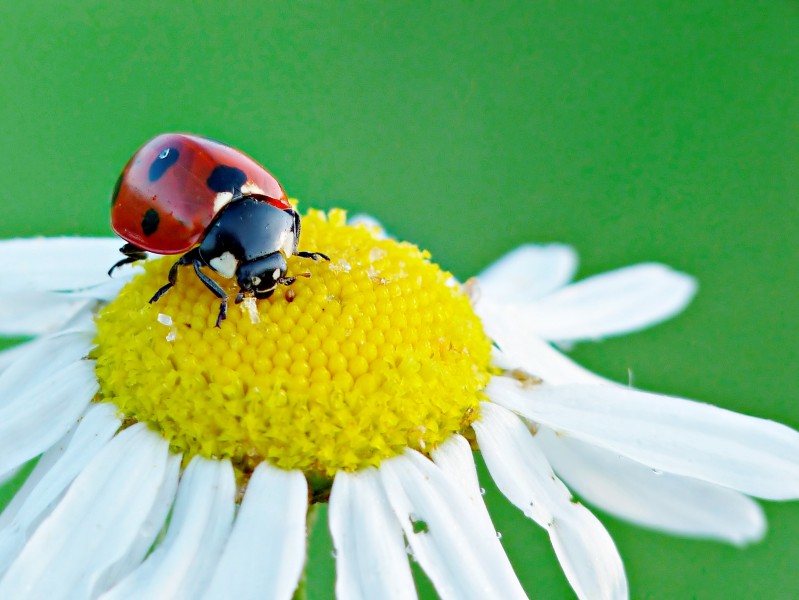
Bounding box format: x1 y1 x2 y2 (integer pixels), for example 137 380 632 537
1 210 798 600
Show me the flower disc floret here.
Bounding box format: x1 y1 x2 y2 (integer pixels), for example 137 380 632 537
94 209 491 476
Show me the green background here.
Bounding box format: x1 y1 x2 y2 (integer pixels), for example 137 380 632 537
1 1 797 598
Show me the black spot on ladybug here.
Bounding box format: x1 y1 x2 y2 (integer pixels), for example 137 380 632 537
141 208 160 236
207 165 247 194
111 170 124 205
148 147 180 182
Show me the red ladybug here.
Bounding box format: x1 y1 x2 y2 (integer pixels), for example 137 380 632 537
109 133 329 327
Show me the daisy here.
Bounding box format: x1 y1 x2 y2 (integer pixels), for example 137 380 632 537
1 209 798 600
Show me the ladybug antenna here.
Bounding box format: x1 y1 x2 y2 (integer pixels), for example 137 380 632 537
278 273 311 286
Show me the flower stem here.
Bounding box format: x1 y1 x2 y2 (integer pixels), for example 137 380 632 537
293 503 321 600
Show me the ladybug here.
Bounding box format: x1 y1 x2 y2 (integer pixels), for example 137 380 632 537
109 133 329 327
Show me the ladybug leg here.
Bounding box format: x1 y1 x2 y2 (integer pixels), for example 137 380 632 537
288 208 302 255
191 260 228 327
296 251 331 262
287 208 330 262
108 243 148 276
149 249 199 304
286 208 330 260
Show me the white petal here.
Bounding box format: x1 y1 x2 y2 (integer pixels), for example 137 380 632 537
528 263 697 343
330 468 417 600
0 238 139 335
0 424 178 599
380 450 527 600
0 237 127 292
535 427 765 544
486 329 606 386
0 403 121 575
474 403 627 600
0 360 98 476
430 435 499 541
102 456 235 600
476 244 578 304
490 378 799 500
60 304 101 333
0 341 34 374
67 277 133 303
0 292 94 336
205 463 307 600
0 329 93 406
99 452 181 591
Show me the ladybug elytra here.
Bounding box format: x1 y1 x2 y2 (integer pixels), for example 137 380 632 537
109 133 329 327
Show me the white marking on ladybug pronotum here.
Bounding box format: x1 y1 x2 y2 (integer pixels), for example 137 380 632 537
240 181 266 197
213 191 234 213
209 251 238 278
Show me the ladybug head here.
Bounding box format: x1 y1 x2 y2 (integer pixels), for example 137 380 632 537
236 252 288 300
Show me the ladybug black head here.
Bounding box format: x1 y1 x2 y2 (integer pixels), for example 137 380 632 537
236 252 288 299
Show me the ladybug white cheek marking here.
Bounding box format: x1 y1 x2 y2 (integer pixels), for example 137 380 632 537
239 182 266 197
213 191 234 213
209 251 238 278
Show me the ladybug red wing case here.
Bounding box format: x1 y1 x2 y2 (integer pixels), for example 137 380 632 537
110 133 289 254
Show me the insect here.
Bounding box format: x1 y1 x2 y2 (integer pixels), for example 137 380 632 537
109 133 329 327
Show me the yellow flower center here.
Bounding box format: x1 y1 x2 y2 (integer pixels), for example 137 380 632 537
93 209 491 478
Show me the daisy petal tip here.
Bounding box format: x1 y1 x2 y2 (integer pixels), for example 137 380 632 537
529 262 700 343
732 518 766 547
639 261 698 300
652 263 699 310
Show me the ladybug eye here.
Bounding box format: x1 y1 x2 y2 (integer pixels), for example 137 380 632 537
158 149 171 159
